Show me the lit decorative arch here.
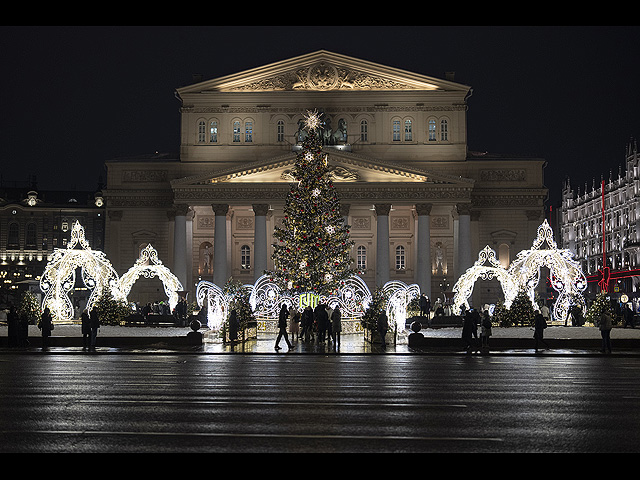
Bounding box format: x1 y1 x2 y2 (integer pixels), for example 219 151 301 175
508 220 587 321
383 280 421 330
40 221 121 322
452 245 518 315
117 244 183 312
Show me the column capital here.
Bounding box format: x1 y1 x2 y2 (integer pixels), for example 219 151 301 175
340 203 350 216
374 204 392 216
174 204 191 217
211 203 229 216
456 203 472 216
252 204 270 216
415 203 433 216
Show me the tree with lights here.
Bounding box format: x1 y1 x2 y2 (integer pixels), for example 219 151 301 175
506 288 536 327
270 110 355 297
585 292 614 326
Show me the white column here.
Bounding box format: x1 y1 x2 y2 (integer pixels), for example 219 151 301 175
173 204 189 289
252 204 269 281
457 204 472 278
212 204 229 286
416 203 432 298
375 204 391 286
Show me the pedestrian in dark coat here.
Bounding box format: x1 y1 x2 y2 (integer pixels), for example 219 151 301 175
623 304 635 328
534 312 549 352
462 311 476 353
419 294 431 318
228 309 239 343
81 309 91 350
331 306 342 348
315 304 329 343
39 307 53 350
7 305 18 348
275 304 293 351
599 310 613 353
89 308 100 351
301 306 314 341
377 310 389 348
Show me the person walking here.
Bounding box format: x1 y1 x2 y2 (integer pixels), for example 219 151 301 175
534 312 549 352
7 304 18 348
39 307 53 350
275 304 293 351
599 309 613 353
461 310 476 353
331 305 342 349
377 309 389 348
623 304 635 328
301 306 313 342
81 309 91 351
89 307 100 352
480 310 492 349
289 306 300 341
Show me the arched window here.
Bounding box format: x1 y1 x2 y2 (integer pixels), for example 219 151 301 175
360 120 368 142
392 120 401 142
233 121 241 142
498 243 510 268
241 245 251 270
428 119 437 141
357 245 367 270
277 120 285 142
440 119 448 141
404 119 412 141
210 121 218 143
8 223 19 249
198 120 206 143
245 121 253 142
26 223 36 248
395 245 406 270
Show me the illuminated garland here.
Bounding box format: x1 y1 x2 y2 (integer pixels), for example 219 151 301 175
117 244 183 312
40 221 121 322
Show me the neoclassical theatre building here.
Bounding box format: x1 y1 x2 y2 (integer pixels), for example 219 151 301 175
103 50 547 307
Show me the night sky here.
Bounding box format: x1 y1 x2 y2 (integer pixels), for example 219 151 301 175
2 25 639 206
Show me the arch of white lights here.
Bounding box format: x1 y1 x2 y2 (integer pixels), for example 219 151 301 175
196 274 419 333
117 244 183 312
40 221 121 322
508 219 587 322
452 245 518 315
452 220 587 321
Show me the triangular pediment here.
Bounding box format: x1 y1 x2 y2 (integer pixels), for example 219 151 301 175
176 50 470 94
171 150 474 188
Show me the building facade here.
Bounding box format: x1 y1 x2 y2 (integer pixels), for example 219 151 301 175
561 139 640 300
0 182 105 309
103 51 547 307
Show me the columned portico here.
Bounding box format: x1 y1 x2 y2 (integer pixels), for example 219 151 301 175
212 203 229 286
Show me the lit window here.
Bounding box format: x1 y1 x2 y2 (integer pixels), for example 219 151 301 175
210 121 218 143
233 121 241 142
395 245 405 270
245 121 253 142
357 245 367 270
428 119 436 141
241 245 251 270
404 120 412 141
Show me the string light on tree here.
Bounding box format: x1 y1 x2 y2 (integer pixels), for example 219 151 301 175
269 110 355 296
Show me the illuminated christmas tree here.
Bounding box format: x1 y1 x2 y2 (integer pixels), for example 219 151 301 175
270 110 355 296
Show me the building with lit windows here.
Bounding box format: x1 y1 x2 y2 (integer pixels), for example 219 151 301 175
561 139 640 302
103 50 547 307
0 181 105 309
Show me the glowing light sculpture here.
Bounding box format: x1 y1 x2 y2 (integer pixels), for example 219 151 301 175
382 280 420 331
40 221 121 322
452 245 518 315
117 244 183 312
508 219 587 322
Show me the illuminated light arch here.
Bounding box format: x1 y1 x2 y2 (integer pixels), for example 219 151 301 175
40 221 121 322
508 219 587 322
196 274 414 334
117 244 183 312
382 280 420 331
452 245 518 315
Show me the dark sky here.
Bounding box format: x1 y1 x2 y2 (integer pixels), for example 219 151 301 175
2 25 639 206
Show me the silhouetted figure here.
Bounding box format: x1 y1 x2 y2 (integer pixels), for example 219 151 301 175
534 313 549 352
275 304 293 351
39 307 53 350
